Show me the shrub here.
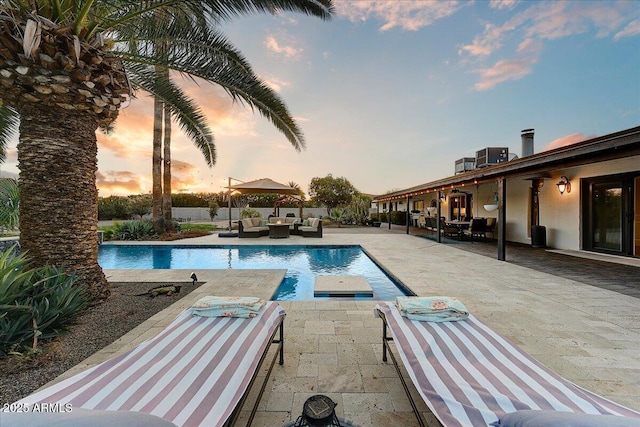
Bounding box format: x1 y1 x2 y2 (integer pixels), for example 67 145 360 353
240 207 261 218
98 196 131 220
128 195 152 219
112 220 156 240
172 193 208 207
0 248 87 357
209 201 219 220
390 211 407 225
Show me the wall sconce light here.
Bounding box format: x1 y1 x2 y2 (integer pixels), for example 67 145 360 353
556 176 571 195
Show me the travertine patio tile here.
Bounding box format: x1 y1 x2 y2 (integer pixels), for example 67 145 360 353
371 411 421 427
342 392 395 426
299 352 338 365
243 411 291 427
58 231 638 425
362 376 388 393
265 391 294 412
297 363 318 377
360 363 398 378
269 376 317 393
337 343 378 365
304 320 335 335
318 365 363 392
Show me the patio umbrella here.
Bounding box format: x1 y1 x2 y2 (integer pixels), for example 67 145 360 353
226 178 299 231
229 178 299 195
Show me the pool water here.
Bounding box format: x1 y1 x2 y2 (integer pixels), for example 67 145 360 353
98 245 412 301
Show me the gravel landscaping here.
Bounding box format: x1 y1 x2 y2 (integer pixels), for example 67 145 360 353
0 281 201 405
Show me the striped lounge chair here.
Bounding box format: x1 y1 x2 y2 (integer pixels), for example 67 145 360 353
9 302 286 427
375 302 640 427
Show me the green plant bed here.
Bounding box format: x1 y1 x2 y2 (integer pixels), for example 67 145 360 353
178 224 218 232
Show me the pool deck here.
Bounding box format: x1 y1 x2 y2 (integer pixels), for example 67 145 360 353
51 228 640 426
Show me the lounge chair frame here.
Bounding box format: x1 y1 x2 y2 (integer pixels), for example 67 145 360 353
225 317 284 426
376 303 639 427
15 305 286 427
379 307 431 427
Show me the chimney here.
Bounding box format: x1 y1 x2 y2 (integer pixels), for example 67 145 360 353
521 128 534 157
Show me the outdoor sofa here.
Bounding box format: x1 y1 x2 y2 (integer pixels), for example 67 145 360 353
298 217 322 238
238 216 301 238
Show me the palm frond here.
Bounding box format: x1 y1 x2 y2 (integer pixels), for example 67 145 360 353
0 105 19 164
126 62 216 166
118 25 305 150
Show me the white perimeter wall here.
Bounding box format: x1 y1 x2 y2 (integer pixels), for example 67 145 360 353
171 207 327 221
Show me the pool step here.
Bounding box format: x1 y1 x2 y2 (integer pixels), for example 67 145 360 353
314 275 373 297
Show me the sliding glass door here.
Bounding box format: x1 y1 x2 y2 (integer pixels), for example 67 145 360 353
591 182 622 252
583 174 637 257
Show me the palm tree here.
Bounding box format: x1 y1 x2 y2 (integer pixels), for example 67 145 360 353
150 1 333 235
288 181 306 200
0 0 333 301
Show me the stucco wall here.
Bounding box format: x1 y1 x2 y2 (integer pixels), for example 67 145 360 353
375 154 639 251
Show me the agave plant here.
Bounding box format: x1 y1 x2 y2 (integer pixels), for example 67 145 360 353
0 248 87 357
0 178 20 232
0 0 333 301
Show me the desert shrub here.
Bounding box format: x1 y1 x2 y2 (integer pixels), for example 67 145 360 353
209 201 219 220
240 207 261 218
128 195 152 219
98 196 131 220
172 193 208 207
112 220 156 240
390 211 407 225
0 249 87 357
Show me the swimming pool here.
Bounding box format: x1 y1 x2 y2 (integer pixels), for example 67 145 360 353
98 245 413 301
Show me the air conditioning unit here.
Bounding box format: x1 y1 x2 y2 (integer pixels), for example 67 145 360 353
475 147 509 168
455 157 476 174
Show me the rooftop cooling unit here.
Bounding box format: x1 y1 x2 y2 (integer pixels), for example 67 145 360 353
475 147 509 168
455 157 476 174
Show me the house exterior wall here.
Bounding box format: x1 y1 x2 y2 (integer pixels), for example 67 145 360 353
505 155 640 250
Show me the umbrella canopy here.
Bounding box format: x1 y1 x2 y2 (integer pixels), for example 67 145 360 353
229 178 299 195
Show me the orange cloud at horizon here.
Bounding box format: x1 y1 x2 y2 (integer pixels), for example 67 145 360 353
97 170 146 197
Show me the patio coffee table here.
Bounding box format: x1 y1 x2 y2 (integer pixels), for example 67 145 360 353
268 223 290 239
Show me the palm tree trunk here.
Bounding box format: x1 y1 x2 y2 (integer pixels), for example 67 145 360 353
17 107 109 301
152 96 164 234
162 102 174 232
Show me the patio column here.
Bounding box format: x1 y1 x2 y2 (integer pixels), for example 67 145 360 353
406 195 410 234
497 177 507 261
437 190 442 243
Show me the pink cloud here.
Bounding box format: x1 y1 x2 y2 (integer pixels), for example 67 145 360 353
265 35 303 59
474 55 537 91
490 0 519 10
615 19 640 39
543 133 595 151
336 0 466 31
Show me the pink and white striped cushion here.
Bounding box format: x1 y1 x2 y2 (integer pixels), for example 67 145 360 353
16 302 285 427
376 302 640 427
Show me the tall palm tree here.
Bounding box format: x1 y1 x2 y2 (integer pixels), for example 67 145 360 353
0 0 333 301
151 1 333 234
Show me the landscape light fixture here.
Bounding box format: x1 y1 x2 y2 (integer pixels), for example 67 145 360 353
556 176 571 195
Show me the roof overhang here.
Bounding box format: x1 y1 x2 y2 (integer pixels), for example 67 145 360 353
374 126 640 202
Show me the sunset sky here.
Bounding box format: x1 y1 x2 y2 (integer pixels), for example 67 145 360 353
2 0 639 197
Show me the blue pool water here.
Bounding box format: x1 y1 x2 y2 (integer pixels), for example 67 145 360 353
98 245 412 301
